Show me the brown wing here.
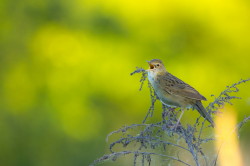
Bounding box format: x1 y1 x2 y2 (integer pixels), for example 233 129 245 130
162 73 207 101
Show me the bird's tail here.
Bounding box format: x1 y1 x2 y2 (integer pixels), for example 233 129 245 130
195 101 215 127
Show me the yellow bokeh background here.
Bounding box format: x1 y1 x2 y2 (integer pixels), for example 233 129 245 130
0 0 250 165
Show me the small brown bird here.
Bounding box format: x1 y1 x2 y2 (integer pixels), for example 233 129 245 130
147 59 214 127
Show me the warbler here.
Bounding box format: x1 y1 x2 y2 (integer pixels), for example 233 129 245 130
147 59 214 127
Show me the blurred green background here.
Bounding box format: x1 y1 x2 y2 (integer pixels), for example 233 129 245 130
0 0 250 165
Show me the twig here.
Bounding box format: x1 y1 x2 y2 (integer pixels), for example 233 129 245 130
91 151 192 166
92 76 250 166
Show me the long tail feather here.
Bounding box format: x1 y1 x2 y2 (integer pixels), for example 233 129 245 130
195 101 215 127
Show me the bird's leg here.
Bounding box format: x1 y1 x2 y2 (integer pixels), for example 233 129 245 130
174 109 185 130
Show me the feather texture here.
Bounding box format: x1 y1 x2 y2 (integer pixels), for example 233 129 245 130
147 59 214 127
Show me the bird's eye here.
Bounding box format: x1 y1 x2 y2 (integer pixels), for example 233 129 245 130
156 64 160 67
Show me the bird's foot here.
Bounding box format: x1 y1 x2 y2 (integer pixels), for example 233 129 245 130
172 122 182 131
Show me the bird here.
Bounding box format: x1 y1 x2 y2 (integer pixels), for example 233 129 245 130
146 59 214 127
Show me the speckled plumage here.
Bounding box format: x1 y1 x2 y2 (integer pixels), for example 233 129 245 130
147 59 214 127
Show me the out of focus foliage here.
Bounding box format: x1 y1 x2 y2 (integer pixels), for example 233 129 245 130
0 0 250 165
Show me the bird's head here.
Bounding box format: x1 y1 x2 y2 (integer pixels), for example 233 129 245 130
147 59 166 73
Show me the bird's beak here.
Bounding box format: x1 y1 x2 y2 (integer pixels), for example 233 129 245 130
146 61 155 70
149 64 154 69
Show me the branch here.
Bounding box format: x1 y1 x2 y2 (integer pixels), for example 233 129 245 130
91 151 192 166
